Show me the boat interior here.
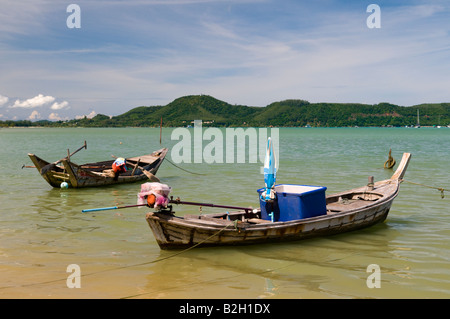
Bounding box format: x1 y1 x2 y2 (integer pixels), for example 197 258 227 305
166 190 385 224
325 192 383 214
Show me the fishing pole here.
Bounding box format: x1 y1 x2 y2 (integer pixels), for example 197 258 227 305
40 141 87 174
169 198 254 213
82 204 146 213
82 197 254 213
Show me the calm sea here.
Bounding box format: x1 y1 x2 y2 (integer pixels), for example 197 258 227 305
0 127 449 299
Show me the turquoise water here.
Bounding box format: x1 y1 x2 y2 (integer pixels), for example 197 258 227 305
0 127 449 298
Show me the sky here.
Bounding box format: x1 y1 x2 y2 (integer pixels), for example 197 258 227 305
0 0 449 121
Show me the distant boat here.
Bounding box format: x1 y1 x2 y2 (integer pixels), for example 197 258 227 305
146 153 412 250
29 147 167 188
415 109 420 128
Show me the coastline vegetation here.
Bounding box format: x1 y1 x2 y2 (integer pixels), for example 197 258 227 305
1 95 449 128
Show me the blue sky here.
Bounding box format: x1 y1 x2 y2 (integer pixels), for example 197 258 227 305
0 0 449 121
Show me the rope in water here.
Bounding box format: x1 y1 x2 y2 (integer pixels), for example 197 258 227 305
122 251 366 299
0 221 234 291
165 157 206 175
402 179 448 199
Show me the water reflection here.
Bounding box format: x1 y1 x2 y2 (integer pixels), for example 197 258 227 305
134 217 449 299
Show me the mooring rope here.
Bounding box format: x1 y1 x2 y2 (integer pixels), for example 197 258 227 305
0 221 234 291
165 157 206 176
402 179 448 199
121 249 366 299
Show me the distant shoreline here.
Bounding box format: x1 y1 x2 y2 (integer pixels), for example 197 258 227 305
2 95 449 128
2 125 449 129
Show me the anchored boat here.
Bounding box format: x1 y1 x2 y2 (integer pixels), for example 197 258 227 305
29 147 168 188
145 153 411 250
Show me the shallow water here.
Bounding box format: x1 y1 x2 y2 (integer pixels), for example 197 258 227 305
0 127 449 298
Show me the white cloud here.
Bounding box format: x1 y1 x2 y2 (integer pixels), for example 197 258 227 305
0 0 50 36
28 110 41 120
48 113 60 120
75 110 97 119
0 95 8 106
51 101 69 110
86 111 97 119
11 94 55 108
48 112 68 121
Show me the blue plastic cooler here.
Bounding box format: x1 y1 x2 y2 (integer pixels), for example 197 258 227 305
258 184 327 222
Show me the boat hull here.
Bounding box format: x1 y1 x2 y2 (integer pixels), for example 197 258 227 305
28 148 167 188
146 193 393 249
146 153 411 250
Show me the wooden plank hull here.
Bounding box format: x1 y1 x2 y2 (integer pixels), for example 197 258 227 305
146 153 411 250
28 148 167 188
146 186 395 249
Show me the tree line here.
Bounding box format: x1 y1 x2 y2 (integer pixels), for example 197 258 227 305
2 95 449 128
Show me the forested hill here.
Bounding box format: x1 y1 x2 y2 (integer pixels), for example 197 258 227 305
2 95 450 127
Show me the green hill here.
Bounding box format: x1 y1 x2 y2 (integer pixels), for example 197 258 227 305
2 95 449 127
154 95 260 126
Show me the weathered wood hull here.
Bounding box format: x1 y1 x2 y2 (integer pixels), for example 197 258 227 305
28 148 167 188
146 153 411 250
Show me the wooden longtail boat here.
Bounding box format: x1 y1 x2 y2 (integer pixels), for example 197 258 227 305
146 153 411 250
28 148 168 188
